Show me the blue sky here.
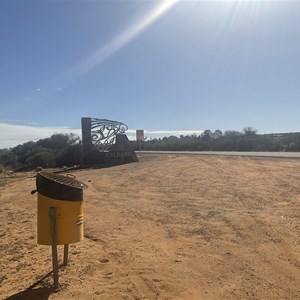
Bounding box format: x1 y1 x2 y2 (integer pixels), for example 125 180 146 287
1 0 300 149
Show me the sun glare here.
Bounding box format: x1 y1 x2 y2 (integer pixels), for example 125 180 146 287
59 0 179 86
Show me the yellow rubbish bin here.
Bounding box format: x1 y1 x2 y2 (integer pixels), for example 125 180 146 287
36 171 87 245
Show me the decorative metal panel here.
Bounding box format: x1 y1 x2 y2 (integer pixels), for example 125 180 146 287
90 118 128 151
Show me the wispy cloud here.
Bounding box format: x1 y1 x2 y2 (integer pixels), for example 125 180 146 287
0 123 202 149
0 123 81 149
1 119 24 123
127 129 203 140
145 130 203 136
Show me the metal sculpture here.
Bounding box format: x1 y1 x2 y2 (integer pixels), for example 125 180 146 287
90 118 128 151
81 117 138 165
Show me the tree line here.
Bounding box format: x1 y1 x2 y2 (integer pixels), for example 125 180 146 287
0 133 82 171
133 127 300 152
1 128 300 171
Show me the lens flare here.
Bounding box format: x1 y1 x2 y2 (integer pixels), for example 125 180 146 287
58 0 179 87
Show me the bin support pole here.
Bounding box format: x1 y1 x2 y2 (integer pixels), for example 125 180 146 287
50 207 59 290
63 244 69 266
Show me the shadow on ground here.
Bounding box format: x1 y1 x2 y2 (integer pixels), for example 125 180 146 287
5 287 53 300
4 271 55 300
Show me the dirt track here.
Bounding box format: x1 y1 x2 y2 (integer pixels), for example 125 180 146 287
1 154 300 299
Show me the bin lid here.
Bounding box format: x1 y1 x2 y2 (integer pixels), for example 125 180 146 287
39 172 88 189
36 171 87 201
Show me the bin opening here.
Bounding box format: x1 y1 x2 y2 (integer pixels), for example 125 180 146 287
38 172 88 189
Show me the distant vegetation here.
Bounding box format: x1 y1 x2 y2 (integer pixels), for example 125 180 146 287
133 127 300 152
1 128 300 171
0 133 82 171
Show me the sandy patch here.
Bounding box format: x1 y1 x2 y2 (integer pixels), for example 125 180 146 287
1 154 300 299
